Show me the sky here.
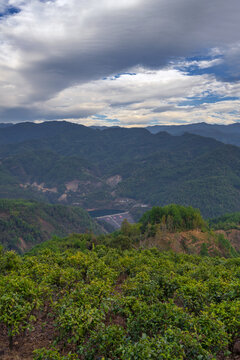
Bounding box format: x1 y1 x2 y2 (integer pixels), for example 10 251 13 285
0 0 240 127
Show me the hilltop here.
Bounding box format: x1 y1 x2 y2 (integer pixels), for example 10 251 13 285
30 205 239 259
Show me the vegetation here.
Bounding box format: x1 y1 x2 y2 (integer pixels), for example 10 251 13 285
0 121 240 359
0 204 239 359
209 212 240 230
0 199 102 252
95 205 238 258
140 205 206 232
0 122 240 217
0 239 239 359
2 203 238 258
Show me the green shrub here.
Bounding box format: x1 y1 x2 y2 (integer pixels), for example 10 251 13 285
33 348 78 360
140 205 206 233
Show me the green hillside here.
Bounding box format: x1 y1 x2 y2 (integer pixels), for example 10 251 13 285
208 212 240 254
0 204 239 359
0 199 102 252
0 122 240 217
209 212 240 230
0 236 239 359
30 205 239 259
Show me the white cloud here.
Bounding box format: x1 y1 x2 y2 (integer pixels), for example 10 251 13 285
174 58 224 70
37 67 240 126
0 0 240 124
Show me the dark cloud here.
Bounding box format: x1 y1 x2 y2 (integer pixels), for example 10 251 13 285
0 0 240 123
152 106 177 113
3 0 240 98
0 106 96 122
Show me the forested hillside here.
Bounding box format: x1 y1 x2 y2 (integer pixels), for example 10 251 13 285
0 199 102 252
5 200 239 257
210 212 240 231
30 205 239 258
0 122 239 217
209 212 240 253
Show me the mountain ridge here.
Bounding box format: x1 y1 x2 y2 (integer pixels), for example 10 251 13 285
0 122 239 217
146 121 240 146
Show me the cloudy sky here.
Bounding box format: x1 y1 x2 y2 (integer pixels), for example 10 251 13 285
0 0 240 126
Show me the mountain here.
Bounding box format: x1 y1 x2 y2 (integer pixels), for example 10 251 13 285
137 205 239 257
146 122 240 146
0 121 240 217
0 199 102 252
0 123 13 128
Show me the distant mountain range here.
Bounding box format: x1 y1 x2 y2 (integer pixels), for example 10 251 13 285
92 122 240 147
146 122 240 147
2 121 240 145
0 121 239 217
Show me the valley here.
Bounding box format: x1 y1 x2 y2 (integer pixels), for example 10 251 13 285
0 121 239 218
0 136 239 359
95 210 135 230
0 122 240 359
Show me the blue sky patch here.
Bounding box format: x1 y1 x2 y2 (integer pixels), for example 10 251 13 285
179 95 239 107
0 6 21 18
173 54 240 82
103 72 137 81
92 114 120 124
